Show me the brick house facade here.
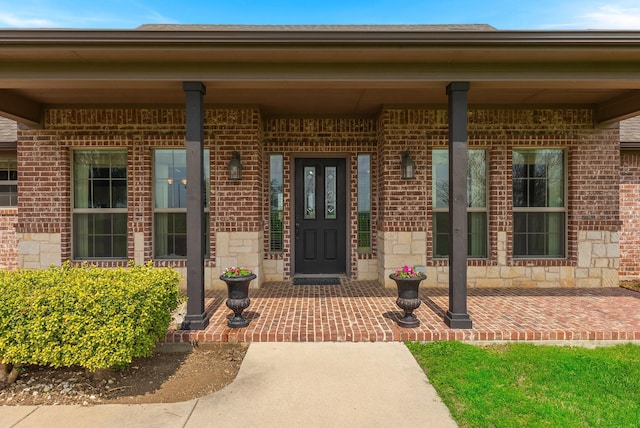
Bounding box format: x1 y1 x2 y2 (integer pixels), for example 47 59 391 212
2 25 640 306
12 105 621 288
620 117 640 278
0 116 17 270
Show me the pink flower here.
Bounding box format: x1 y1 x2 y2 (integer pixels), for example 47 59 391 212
394 265 423 279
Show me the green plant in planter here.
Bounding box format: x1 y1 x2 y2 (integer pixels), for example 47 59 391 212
221 266 253 277
219 267 255 328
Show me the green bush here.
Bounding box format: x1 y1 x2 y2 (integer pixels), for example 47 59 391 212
0 261 181 371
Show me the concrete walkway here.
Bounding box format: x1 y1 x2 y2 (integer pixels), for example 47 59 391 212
1 342 457 428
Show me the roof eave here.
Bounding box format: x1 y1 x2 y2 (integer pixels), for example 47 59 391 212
3 28 640 46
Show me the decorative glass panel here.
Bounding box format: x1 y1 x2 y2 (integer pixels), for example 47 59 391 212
325 166 336 220
304 166 316 220
269 154 284 252
357 154 371 252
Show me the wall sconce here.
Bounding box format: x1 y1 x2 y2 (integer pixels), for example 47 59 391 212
401 150 416 179
229 151 242 180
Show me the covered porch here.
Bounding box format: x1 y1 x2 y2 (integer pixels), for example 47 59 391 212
2 25 640 332
165 281 640 343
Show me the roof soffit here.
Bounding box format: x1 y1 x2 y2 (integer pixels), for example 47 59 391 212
2 27 640 124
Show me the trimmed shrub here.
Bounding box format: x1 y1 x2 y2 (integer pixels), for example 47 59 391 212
0 261 181 371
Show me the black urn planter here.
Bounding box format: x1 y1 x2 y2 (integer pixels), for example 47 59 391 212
220 273 256 328
389 274 426 328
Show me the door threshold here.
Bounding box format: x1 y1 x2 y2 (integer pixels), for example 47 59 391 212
292 274 345 285
293 273 347 278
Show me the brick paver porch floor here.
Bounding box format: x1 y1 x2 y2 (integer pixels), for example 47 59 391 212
165 280 640 344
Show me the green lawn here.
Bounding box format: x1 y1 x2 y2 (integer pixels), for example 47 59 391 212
406 341 640 428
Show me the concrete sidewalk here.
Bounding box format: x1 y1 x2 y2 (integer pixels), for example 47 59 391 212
1 342 457 428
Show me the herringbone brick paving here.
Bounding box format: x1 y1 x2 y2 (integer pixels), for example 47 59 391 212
165 280 640 343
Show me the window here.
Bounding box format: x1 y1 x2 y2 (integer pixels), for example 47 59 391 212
154 149 210 258
512 149 565 258
73 150 128 259
357 154 372 252
432 149 487 258
269 154 284 252
0 158 17 206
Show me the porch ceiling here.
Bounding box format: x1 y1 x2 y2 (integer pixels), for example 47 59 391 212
2 27 640 126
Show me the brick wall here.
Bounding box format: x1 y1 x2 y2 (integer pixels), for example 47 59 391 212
620 151 640 277
378 107 620 287
18 108 263 277
16 106 621 287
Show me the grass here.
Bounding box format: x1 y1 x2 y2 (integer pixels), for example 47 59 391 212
406 341 640 428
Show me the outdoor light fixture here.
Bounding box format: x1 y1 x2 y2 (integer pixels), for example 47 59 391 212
401 150 416 179
229 151 242 180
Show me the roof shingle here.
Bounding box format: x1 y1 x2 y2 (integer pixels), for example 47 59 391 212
0 117 17 143
136 24 496 32
621 116 640 143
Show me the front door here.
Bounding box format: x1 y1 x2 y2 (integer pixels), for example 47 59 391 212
294 158 346 274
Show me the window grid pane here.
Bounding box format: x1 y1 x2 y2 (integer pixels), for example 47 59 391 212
513 212 565 257
433 212 487 258
432 149 486 209
74 151 127 209
154 149 210 209
73 213 128 259
0 185 17 207
0 159 17 207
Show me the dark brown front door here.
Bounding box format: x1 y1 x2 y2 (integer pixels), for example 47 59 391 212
294 158 346 274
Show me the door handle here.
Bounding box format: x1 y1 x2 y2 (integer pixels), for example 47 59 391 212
295 223 300 238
